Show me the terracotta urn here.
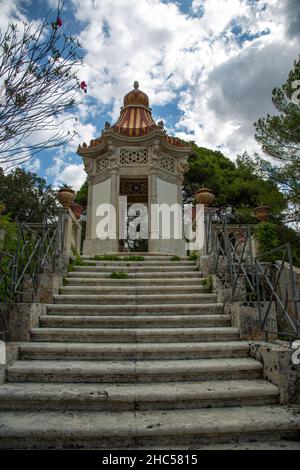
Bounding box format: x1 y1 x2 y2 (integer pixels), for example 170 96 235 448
70 203 84 220
57 186 75 208
195 188 215 206
254 206 271 222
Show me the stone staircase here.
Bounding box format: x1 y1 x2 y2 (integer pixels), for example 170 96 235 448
0 253 299 449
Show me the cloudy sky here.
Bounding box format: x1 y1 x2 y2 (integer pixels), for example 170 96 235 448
1 0 299 189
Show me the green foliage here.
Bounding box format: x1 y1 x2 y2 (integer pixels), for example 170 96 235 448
277 223 300 267
0 213 18 252
0 168 58 223
68 256 96 271
254 58 300 223
74 181 88 208
254 58 300 163
183 146 286 219
202 275 213 292
255 222 280 262
122 255 144 261
170 256 181 261
93 255 121 261
111 271 129 279
188 253 198 261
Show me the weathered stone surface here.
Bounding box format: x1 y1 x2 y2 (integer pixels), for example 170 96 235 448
0 379 278 411
0 406 299 449
250 340 298 404
8 304 46 342
7 357 263 383
226 302 277 341
200 255 214 277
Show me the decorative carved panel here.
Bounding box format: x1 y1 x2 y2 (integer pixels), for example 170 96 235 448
83 157 93 174
157 151 175 174
119 148 149 165
96 155 109 173
120 179 148 196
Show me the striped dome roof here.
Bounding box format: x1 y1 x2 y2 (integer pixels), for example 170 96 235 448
113 81 158 137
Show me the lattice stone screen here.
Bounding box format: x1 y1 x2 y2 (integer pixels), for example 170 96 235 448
157 152 175 173
119 148 149 165
96 156 109 173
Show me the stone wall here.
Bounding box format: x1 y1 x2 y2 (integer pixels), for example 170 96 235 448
7 303 45 342
250 340 299 404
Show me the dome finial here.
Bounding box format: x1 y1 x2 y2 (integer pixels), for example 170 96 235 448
133 81 139 90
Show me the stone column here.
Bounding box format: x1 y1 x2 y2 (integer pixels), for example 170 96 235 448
148 144 159 252
85 179 93 239
108 143 119 252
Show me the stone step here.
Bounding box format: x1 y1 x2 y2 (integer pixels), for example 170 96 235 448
7 358 263 383
19 341 250 361
0 380 278 411
64 277 205 286
39 315 230 329
189 441 300 450
73 265 198 273
31 327 239 343
53 293 217 305
83 260 196 267
59 285 209 296
82 253 190 259
46 303 223 316
67 271 203 279
0 406 298 449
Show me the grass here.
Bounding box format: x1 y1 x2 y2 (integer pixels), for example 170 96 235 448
93 255 121 261
122 255 144 261
170 255 181 261
68 255 96 272
111 271 129 279
202 275 213 292
188 253 198 261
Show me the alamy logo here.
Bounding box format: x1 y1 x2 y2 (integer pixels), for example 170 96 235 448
95 199 205 251
0 341 5 365
291 80 300 105
0 80 5 103
291 341 300 365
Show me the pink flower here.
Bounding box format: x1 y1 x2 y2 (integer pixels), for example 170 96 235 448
80 81 87 93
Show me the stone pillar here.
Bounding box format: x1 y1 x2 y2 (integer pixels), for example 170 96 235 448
63 208 82 257
148 170 158 252
85 179 93 239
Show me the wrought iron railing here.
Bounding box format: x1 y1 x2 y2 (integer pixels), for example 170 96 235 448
0 211 66 339
205 213 300 340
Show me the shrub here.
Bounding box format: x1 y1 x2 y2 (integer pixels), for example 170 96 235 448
255 222 280 262
170 256 181 261
0 213 18 253
93 255 120 261
68 256 96 271
122 255 144 261
202 275 213 292
111 271 128 279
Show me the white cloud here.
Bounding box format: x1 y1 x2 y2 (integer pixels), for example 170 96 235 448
67 0 299 159
2 0 299 177
46 153 86 190
23 158 41 173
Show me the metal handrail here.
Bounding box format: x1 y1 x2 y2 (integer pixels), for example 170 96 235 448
205 213 300 340
0 211 66 338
